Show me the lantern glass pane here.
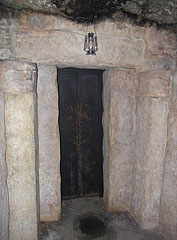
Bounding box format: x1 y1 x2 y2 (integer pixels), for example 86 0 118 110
84 29 98 55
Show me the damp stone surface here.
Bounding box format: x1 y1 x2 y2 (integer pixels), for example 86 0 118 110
41 198 164 240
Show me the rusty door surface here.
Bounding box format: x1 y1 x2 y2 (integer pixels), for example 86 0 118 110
58 68 103 199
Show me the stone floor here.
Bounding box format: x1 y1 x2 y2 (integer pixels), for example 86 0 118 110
41 198 164 240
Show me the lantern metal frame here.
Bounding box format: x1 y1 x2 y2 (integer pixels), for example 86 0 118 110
84 23 98 56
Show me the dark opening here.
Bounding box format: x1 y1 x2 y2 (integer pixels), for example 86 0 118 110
57 68 104 199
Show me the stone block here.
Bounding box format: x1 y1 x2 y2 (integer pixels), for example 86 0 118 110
40 178 61 222
0 61 37 93
39 138 61 222
5 93 39 240
13 29 145 67
159 100 177 240
38 65 61 221
0 94 9 240
138 71 171 97
138 56 176 72
38 65 58 138
131 98 169 229
146 27 177 60
104 68 136 212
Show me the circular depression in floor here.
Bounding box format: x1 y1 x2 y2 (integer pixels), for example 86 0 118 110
78 215 107 238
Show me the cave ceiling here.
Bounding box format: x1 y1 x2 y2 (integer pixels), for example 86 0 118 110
1 0 177 25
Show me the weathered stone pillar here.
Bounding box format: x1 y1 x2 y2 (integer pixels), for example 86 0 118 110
103 68 136 211
159 71 177 240
131 71 170 229
0 61 39 240
38 65 61 222
0 93 9 240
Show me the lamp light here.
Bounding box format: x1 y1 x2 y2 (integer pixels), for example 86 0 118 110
84 23 98 56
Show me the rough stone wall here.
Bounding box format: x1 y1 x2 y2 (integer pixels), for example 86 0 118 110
2 0 177 25
103 68 136 212
0 6 177 240
0 61 39 240
38 65 61 222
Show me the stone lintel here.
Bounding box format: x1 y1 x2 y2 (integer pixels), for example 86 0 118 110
13 30 145 67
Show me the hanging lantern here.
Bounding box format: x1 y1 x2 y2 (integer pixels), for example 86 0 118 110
84 24 98 56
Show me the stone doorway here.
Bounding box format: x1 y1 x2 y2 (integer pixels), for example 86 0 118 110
38 65 135 223
1 60 175 240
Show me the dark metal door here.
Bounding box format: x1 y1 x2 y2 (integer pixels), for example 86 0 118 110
58 68 103 199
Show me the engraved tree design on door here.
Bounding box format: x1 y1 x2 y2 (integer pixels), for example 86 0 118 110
63 103 92 152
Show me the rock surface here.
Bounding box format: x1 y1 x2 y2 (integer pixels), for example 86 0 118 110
1 0 177 25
